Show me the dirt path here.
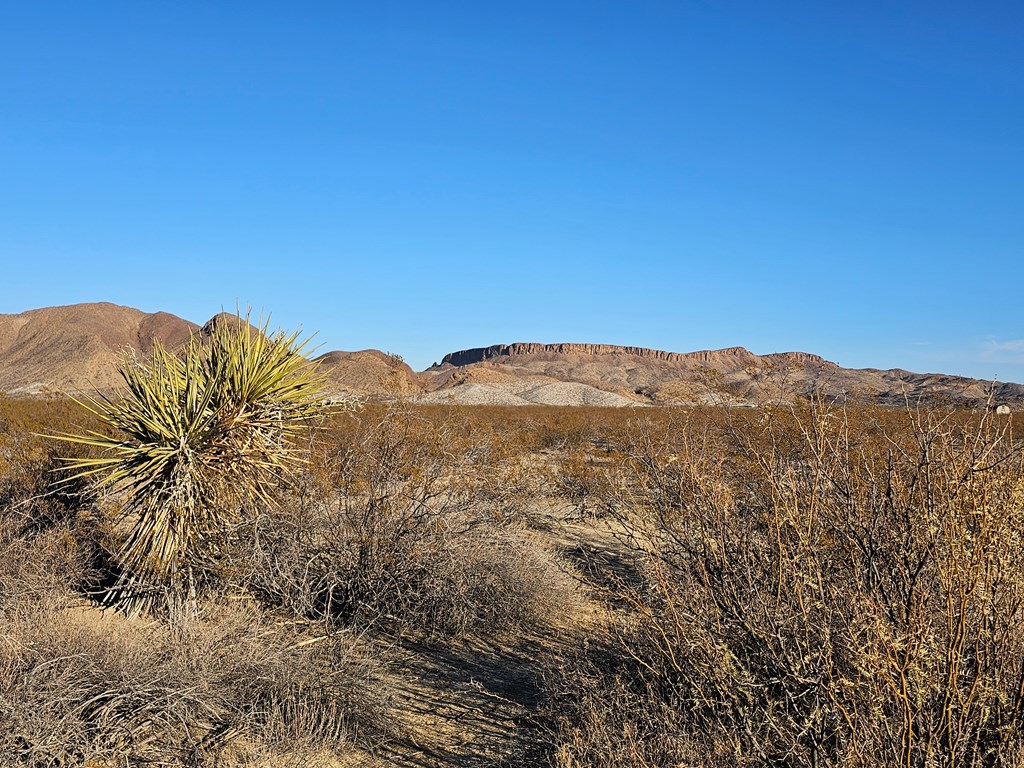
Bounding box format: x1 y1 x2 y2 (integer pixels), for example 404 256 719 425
375 632 556 767
341 513 633 768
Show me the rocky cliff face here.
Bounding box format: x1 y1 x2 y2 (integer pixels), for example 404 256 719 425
430 341 1024 408
440 343 773 368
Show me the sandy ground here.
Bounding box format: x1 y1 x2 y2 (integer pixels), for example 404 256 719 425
414 380 645 408
337 511 633 768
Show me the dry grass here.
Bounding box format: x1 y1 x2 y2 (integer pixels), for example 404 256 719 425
545 404 1024 768
222 402 574 638
0 601 390 766
9 392 1024 766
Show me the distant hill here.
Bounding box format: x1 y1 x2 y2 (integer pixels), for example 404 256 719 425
315 350 422 398
424 342 1024 408
1 305 1020 408
0 303 198 395
0 303 413 399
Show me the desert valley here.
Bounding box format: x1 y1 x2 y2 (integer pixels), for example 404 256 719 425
5 2 1020 764
1 302 1023 767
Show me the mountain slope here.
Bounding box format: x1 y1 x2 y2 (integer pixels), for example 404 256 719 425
315 350 423 397
0 303 198 395
425 342 1023 407
0 303 419 399
1 305 1019 407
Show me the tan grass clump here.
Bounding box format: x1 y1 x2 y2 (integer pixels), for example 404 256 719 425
0 601 390 766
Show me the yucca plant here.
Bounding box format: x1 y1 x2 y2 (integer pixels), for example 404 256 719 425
53 310 334 613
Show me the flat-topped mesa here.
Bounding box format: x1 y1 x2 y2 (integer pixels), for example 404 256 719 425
683 346 759 365
439 343 759 368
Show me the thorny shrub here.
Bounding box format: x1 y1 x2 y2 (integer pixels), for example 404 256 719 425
0 397 100 533
221 402 572 638
548 404 1024 768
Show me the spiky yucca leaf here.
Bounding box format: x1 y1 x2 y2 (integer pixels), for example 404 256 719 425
53 311 333 610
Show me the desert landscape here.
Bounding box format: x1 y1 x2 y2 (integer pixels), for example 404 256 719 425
1 305 1023 766
3 2 1021 765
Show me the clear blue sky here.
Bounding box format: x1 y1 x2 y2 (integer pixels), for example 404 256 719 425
2 2 1022 380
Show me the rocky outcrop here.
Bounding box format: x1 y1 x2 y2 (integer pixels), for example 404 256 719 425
440 343 769 367
430 341 1024 408
315 350 423 397
764 351 831 367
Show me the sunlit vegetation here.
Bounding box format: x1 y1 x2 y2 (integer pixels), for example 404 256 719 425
545 404 1024 768
51 313 331 615
1 380 1022 765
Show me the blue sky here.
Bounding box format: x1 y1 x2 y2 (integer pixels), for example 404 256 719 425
1 2 1022 379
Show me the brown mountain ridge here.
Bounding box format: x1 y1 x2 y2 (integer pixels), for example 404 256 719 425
0 304 1019 408
0 303 421 398
0 303 198 395
427 342 1024 408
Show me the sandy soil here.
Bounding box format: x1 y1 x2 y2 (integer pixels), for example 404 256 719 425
338 511 631 768
414 381 644 408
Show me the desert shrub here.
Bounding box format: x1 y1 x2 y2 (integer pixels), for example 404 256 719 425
225 403 572 638
236 505 567 638
0 401 97 617
532 410 598 452
547 404 1024 767
0 397 99 533
468 444 553 525
551 447 618 518
544 635 699 767
0 600 390 766
0 521 86 621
